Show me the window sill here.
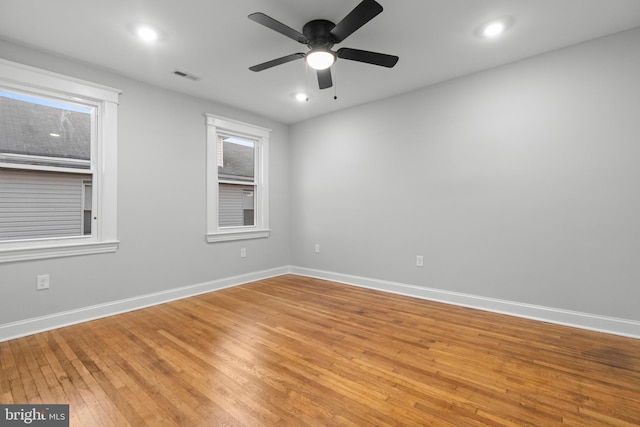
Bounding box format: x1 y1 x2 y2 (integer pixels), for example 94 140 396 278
0 240 119 264
206 229 270 243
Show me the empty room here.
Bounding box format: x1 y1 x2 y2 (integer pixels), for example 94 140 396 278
1 0 639 425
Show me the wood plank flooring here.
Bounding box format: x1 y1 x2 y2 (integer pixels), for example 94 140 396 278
1 274 639 426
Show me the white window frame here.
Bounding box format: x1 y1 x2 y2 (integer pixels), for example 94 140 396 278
0 59 120 263
206 114 270 242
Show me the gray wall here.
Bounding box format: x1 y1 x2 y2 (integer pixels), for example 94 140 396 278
290 28 640 321
0 40 290 324
2 27 639 331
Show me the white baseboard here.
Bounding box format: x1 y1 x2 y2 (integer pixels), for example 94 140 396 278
2 265 639 342
0 266 288 343
289 266 640 339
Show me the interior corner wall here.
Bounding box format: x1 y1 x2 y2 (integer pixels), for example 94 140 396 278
289 28 640 322
0 40 290 327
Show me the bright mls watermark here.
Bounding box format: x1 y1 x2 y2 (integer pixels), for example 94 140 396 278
0 405 68 426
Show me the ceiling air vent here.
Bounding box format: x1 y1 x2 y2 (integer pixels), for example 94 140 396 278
173 70 200 81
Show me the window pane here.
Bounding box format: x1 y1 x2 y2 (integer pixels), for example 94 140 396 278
219 183 255 227
218 136 254 182
0 90 92 169
0 169 92 241
83 181 92 235
0 89 94 241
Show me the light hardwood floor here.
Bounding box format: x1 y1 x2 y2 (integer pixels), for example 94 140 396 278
1 274 639 426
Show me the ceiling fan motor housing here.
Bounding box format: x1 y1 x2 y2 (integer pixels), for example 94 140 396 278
302 19 337 49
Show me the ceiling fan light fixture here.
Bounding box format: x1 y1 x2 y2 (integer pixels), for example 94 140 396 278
306 49 336 70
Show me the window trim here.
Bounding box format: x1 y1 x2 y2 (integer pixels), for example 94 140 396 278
0 59 120 263
205 114 270 242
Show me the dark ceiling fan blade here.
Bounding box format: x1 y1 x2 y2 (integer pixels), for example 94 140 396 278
337 48 399 68
317 68 333 90
249 53 306 72
248 12 308 44
329 0 383 43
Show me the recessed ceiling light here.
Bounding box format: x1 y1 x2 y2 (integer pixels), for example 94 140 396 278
477 18 512 39
49 133 61 137
483 21 505 38
295 93 309 102
135 25 159 43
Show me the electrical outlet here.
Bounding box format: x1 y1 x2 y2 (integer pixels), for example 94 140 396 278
240 248 247 258
416 256 424 267
314 244 320 253
37 274 50 290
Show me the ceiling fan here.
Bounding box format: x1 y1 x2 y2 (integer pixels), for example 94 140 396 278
248 0 399 90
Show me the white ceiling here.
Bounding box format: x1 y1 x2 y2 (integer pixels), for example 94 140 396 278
1 1 640 124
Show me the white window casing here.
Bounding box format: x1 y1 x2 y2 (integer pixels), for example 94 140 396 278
205 114 270 242
0 59 120 263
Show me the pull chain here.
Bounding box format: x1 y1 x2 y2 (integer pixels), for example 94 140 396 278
305 62 310 102
333 63 338 100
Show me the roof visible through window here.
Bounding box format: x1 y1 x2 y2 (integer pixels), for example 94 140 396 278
0 90 92 162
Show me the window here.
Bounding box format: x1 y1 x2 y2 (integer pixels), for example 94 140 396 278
0 59 119 263
218 135 255 227
206 114 269 242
